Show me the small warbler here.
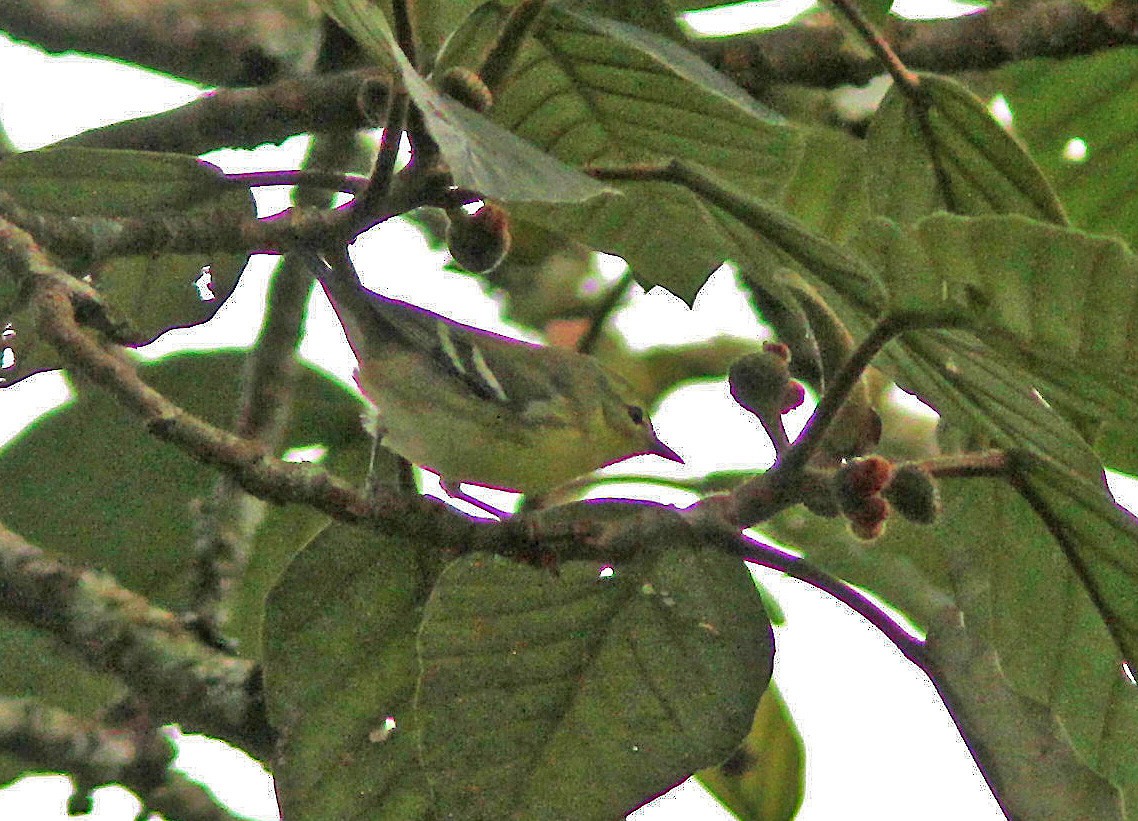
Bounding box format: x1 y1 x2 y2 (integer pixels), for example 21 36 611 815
307 251 681 494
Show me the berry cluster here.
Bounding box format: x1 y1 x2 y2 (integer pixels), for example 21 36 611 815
833 457 941 541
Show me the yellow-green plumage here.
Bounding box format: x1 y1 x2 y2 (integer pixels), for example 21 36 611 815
309 253 679 493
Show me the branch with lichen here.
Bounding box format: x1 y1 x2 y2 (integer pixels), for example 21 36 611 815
0 697 253 821
0 523 273 758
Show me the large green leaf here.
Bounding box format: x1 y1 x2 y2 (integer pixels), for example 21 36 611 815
946 468 1138 809
778 126 870 245
315 0 612 204
0 149 254 386
995 47 1138 249
0 351 368 635
766 467 1138 809
0 354 366 786
415 534 774 819
922 573 1126 821
485 7 802 301
853 214 1138 470
864 73 1066 225
263 522 436 821
696 684 805 821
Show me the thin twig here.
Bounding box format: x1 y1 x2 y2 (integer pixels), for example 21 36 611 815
733 530 928 668
479 0 551 95
826 0 921 98
576 269 635 356
349 92 410 230
778 314 912 474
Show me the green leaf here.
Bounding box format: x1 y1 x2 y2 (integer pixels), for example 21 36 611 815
994 48 1138 250
485 8 802 301
864 73 1066 225
1009 453 1138 684
0 351 368 634
315 0 612 203
937 470 1138 808
415 534 774 819
559 6 784 123
852 0 894 27
765 466 1138 809
697 685 805 821
853 214 1138 469
883 328 1102 477
778 126 871 245
0 149 254 386
263 522 437 821
922 579 1126 821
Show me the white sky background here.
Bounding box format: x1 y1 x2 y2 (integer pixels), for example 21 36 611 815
0 0 1121 818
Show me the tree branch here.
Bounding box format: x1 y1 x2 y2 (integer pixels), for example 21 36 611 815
701 1 1138 90
0 697 255 821
0 0 307 87
56 69 383 155
0 523 273 758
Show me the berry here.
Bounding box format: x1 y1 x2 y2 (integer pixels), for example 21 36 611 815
883 464 942 525
728 351 791 418
833 455 893 515
762 341 791 362
446 203 512 273
846 495 890 541
437 67 494 112
779 380 806 414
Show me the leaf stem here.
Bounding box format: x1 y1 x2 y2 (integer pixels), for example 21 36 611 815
778 314 911 474
825 0 921 100
577 268 635 356
225 169 368 194
391 0 418 70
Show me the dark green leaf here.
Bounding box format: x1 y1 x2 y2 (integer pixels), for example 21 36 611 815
315 0 613 203
0 351 368 634
853 214 1138 468
487 9 802 302
940 470 1138 807
865 73 1066 225
415 532 773 819
0 149 254 386
263 522 437 821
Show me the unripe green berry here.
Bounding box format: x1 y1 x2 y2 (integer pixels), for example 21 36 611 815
446 203 512 273
833 455 894 516
801 471 841 518
728 351 791 417
437 67 494 112
883 464 942 525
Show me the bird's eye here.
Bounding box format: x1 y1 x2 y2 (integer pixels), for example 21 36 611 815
626 404 646 425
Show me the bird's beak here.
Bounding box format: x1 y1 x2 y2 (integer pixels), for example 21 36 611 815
646 431 683 464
